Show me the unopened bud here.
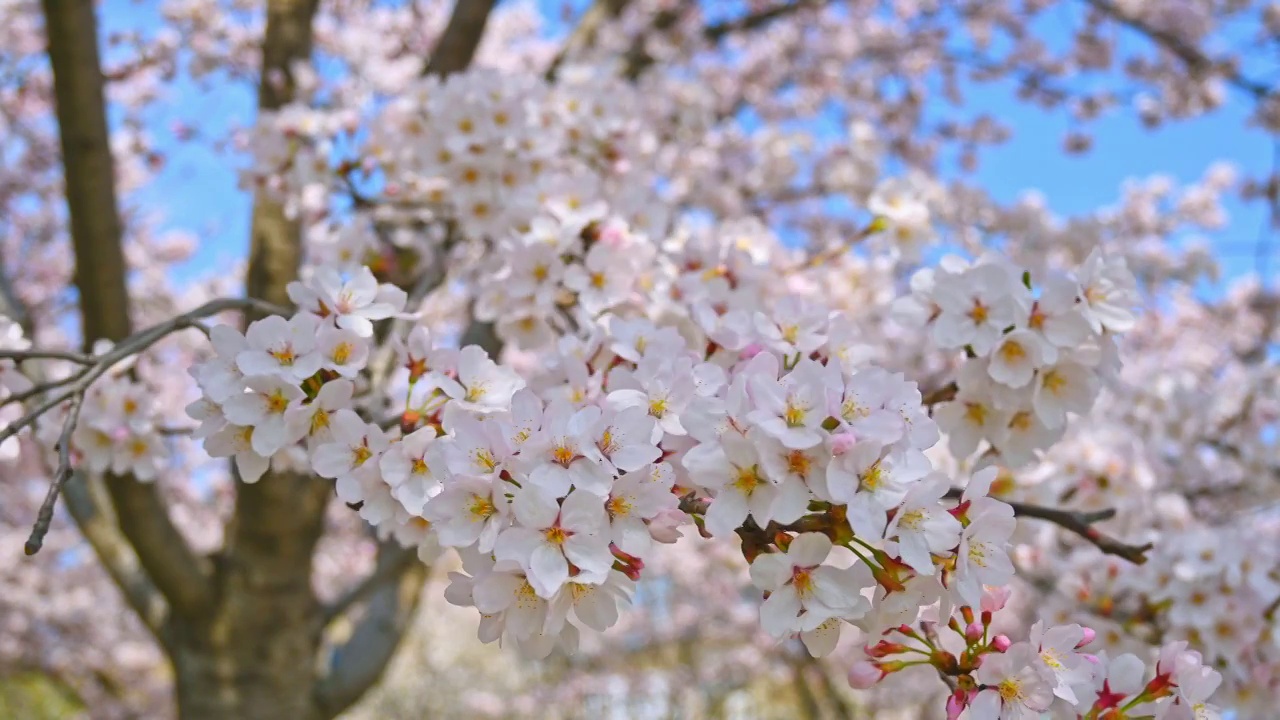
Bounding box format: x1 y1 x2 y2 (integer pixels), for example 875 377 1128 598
866 640 907 658
991 635 1012 652
847 660 883 689
1076 626 1097 649
829 432 857 455
980 585 1012 613
965 622 983 642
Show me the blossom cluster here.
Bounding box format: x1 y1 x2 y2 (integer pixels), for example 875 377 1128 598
896 250 1140 467
168 206 1139 686
850 593 1224 720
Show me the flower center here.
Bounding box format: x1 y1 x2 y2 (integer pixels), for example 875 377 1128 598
468 495 495 519
607 496 632 518
649 397 668 417
267 389 290 415
860 462 884 492
960 407 990 432
551 442 576 467
731 466 762 494
998 340 1025 362
784 401 807 427
465 383 488 403
786 449 811 476
589 271 607 290
780 324 800 345
352 445 372 467
411 457 428 475
968 301 989 325
898 509 925 529
473 449 497 472
599 428 618 455
791 566 815 598
841 399 869 422
1009 411 1033 431
269 345 296 366
1042 369 1067 394
331 341 353 365
309 407 330 435
544 526 570 545
997 678 1023 702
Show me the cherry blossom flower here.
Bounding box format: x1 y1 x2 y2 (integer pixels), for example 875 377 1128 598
494 487 614 598
237 313 322 381
748 533 870 639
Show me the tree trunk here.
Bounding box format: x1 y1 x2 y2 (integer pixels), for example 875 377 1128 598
41 0 494 715
166 2 330 718
169 472 330 720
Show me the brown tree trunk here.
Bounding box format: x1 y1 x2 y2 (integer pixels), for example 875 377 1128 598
42 0 493 716
168 2 330 718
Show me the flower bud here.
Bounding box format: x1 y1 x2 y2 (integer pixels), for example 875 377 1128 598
865 640 907 658
965 622 983 642
847 661 883 689
980 585 1012 613
830 432 857 456
991 635 1012 652
1076 626 1096 649
647 508 689 544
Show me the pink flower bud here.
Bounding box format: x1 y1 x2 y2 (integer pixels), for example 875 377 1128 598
1076 626 1096 649
847 660 882 689
739 342 765 360
980 585 1012 613
830 432 857 456
991 635 1012 652
945 691 967 720
647 509 689 544
965 622 983 642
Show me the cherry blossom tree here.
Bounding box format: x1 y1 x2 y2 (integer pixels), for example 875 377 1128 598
3 1 1279 719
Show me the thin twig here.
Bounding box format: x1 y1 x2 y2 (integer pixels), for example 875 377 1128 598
0 374 79 410
3 297 286 456
0 348 96 364
946 488 1152 564
24 388 86 555
544 0 632 81
1081 0 1273 99
320 543 419 625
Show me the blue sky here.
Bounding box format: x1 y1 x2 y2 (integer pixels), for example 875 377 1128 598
97 0 1276 286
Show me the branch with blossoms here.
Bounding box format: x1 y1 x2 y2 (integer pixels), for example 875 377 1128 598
7 39 1244 716
943 488 1152 564
4 296 288 555
849 590 1224 720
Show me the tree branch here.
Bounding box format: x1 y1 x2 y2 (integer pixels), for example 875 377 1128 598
1081 0 1273 100
545 0 632 81
1 297 287 449
40 0 216 621
422 0 498 77
313 544 428 719
23 388 84 555
60 471 171 646
623 0 830 80
946 488 1153 564
15 297 286 557
319 540 420 626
